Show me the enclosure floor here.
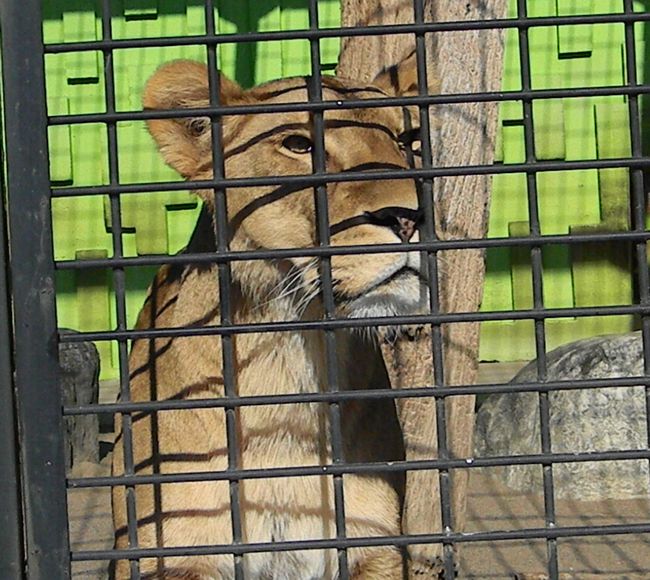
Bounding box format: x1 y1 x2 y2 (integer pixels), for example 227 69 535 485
68 362 650 579
68 462 650 579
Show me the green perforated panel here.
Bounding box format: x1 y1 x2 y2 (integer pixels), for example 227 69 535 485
480 0 645 361
45 0 647 377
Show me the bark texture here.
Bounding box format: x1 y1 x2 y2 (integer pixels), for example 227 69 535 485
338 0 507 576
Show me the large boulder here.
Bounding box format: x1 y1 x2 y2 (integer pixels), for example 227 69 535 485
475 332 649 500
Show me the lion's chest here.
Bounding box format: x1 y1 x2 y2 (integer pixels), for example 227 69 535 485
243 548 337 580
220 477 339 579
236 331 333 468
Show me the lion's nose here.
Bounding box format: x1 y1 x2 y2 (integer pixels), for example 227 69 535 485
364 206 423 242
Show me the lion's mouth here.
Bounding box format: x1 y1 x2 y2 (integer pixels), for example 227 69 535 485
337 265 423 299
369 265 423 294
335 266 429 319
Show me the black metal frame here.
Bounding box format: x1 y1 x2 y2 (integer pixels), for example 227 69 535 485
0 60 24 580
1 0 650 579
1 1 71 578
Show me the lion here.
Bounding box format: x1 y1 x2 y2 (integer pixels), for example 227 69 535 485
111 53 432 579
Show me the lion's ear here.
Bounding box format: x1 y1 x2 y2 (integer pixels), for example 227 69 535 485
371 51 421 96
143 60 243 178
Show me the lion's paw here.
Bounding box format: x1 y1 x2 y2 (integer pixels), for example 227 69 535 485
409 555 458 579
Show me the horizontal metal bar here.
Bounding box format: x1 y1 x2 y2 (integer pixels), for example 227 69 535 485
67 448 650 490
57 303 648 343
47 84 650 127
44 12 650 55
71 521 650 561
51 157 650 199
63 374 650 416
54 230 650 272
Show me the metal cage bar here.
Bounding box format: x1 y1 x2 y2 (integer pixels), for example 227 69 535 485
67 520 650 562
0 1 649 579
59 374 650 417
50 302 650 343
39 11 650 54
307 1 350 576
50 229 650 270
204 1 245 577
64 447 650 491
623 0 650 496
411 0 455 576
515 1 559 577
0 1 71 578
44 84 650 126
0 99 24 580
98 2 142 577
47 155 650 198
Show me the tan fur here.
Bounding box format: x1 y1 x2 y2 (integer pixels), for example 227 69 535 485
112 57 429 579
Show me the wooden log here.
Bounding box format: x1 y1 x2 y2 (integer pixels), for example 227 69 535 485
338 0 506 576
58 330 100 473
378 325 444 577
337 0 417 81
427 0 507 547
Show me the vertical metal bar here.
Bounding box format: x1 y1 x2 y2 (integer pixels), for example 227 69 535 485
0 0 71 578
0 121 25 580
622 0 650 489
411 1 455 577
306 1 349 576
203 3 244 578
99 1 141 578
516 2 558 578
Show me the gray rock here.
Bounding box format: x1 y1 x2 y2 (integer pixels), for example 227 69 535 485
59 330 100 472
475 332 649 500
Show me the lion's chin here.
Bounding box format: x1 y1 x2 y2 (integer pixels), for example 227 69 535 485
342 270 429 320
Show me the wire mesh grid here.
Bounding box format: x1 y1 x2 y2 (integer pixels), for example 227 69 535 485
2 0 650 579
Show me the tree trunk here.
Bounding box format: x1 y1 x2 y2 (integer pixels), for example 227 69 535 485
338 0 507 576
427 0 508 551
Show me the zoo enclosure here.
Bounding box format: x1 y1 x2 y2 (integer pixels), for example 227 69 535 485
1 0 650 579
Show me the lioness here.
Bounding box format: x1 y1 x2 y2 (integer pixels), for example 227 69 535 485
112 54 431 579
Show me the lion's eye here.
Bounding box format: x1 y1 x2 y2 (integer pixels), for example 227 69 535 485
186 117 210 137
282 135 313 154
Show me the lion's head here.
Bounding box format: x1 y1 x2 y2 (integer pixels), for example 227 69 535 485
144 55 429 322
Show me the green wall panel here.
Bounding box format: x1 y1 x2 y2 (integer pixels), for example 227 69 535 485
43 0 647 376
479 0 644 362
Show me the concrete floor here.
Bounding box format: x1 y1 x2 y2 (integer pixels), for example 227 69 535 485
67 362 650 579
67 463 650 579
